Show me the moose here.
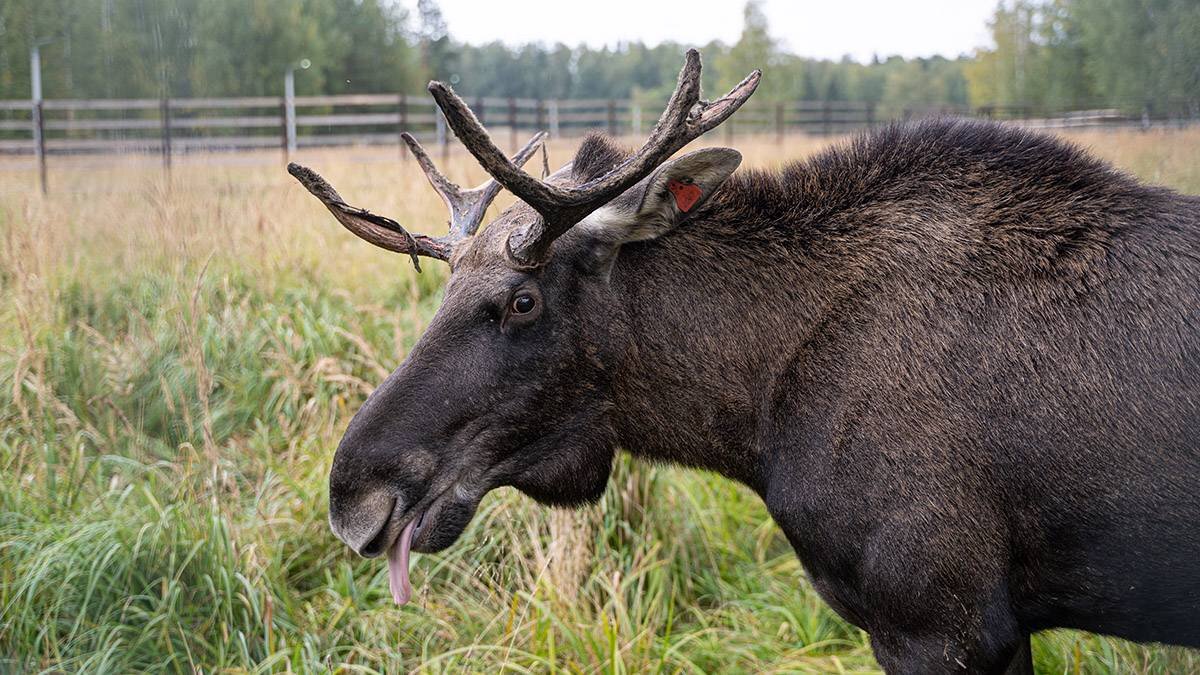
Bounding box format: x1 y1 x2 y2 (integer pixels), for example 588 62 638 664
289 50 1200 674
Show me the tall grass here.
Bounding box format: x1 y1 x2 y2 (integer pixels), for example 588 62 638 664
2 130 1199 673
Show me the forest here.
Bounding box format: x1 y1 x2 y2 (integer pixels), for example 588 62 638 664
1 0 1197 115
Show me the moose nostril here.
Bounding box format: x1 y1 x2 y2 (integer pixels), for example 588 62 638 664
357 514 398 558
328 491 398 556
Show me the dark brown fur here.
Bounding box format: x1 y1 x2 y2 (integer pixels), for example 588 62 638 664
329 119 1200 673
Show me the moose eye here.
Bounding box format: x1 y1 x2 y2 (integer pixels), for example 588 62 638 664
511 293 536 315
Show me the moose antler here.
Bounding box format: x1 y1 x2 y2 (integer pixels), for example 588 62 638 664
288 162 449 271
428 49 761 267
288 131 547 271
402 130 547 240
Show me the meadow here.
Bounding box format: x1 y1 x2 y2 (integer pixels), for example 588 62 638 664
2 128 1199 673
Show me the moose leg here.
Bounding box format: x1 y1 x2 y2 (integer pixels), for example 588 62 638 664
1003 637 1034 675
870 632 981 674
869 622 1024 675
853 510 1026 674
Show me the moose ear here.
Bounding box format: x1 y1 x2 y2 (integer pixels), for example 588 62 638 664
578 147 741 274
631 147 742 235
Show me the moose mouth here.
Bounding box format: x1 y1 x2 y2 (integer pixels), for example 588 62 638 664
361 484 481 606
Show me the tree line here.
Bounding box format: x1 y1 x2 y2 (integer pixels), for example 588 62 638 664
0 0 1195 115
969 0 1200 114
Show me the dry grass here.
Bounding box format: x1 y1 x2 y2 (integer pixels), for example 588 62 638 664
1 127 1198 673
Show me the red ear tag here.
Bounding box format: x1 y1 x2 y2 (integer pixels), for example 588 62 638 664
667 179 703 213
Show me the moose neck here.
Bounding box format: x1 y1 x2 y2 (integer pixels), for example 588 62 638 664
608 221 836 494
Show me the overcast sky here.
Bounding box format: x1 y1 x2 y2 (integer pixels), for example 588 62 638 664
436 0 998 63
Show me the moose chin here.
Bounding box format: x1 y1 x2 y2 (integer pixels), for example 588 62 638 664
290 49 1200 674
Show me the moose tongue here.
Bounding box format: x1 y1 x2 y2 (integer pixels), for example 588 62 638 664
387 519 418 605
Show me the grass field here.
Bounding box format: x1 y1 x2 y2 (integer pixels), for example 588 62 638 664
2 128 1199 673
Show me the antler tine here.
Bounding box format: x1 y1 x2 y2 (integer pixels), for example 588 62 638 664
429 49 761 267
687 67 764 137
401 130 547 239
427 84 572 213
288 162 450 272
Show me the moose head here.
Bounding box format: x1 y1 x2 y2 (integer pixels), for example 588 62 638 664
289 50 760 605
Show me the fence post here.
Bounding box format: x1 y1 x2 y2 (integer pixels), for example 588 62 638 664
607 99 616 136
775 102 784 144
535 99 545 134
160 97 172 175
475 97 486 126
866 102 875 129
31 44 47 195
398 93 407 160
284 68 297 159
508 97 517 152
279 98 289 161
631 103 641 136
548 99 559 138
34 101 47 195
435 106 448 161
823 101 832 135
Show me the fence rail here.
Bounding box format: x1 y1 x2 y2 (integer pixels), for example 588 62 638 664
2 92 1197 193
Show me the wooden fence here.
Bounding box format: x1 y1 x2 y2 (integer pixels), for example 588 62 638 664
1 93 1196 193
0 96 903 156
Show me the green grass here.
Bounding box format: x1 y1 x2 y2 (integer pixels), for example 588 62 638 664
2 132 1199 673
0 261 879 673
